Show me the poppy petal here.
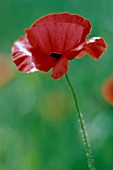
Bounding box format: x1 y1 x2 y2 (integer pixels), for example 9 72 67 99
75 50 86 59
51 57 69 79
69 37 107 60
31 49 57 72
84 37 107 60
25 22 84 53
12 36 38 73
66 44 85 60
25 13 91 54
32 12 91 40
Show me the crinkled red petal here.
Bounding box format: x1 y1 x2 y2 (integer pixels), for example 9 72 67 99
51 57 69 79
12 36 37 73
25 13 91 54
84 37 107 60
68 37 107 60
32 12 91 41
25 22 84 54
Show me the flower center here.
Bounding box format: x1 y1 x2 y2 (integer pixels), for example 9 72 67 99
50 52 62 60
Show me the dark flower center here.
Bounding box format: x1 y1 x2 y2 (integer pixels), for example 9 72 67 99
50 52 62 60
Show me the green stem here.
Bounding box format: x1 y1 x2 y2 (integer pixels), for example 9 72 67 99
65 73 95 170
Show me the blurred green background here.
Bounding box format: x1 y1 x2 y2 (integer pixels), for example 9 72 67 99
0 0 113 169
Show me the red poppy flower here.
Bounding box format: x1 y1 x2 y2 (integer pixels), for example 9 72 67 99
102 76 113 105
12 12 107 79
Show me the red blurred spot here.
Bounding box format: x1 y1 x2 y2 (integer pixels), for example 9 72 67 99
102 76 113 105
0 54 14 86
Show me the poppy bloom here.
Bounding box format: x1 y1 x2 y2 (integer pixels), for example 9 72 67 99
12 12 107 79
102 76 113 105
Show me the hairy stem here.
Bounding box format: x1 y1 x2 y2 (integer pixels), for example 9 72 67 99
65 73 95 170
